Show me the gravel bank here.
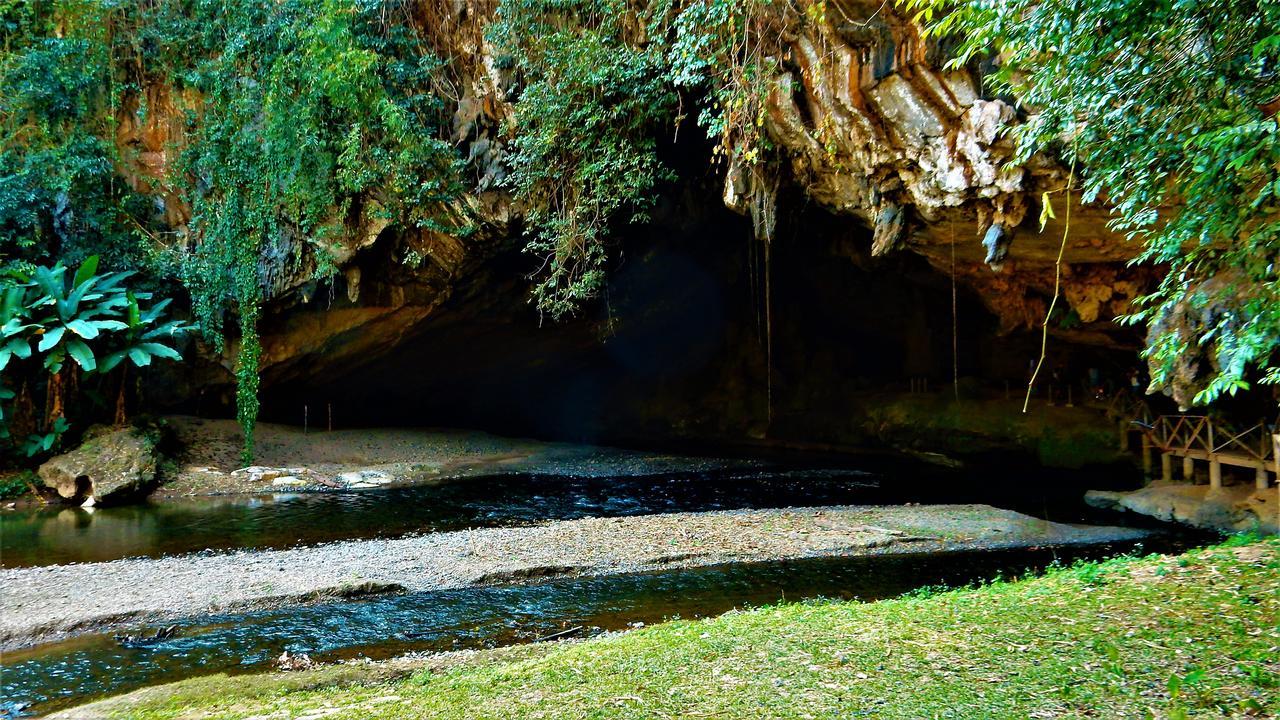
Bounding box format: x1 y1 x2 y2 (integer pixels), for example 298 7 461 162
160 416 764 495
0 504 1150 650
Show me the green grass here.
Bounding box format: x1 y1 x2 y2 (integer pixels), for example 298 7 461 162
0 470 35 500
865 394 1123 467
80 539 1279 719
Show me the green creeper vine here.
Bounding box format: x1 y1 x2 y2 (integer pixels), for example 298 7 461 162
493 0 788 319
4 1 463 463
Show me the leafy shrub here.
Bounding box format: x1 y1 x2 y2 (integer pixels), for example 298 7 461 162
0 256 190 459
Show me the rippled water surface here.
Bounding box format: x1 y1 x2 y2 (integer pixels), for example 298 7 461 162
1 541 1187 716
1 469 880 568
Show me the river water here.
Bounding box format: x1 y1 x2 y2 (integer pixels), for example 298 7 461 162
2 541 1195 716
0 457 1145 569
1 468 879 568
0 461 1198 717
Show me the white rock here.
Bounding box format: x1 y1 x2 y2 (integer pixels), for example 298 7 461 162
271 476 306 487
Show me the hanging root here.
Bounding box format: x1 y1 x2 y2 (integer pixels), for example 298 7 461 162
748 165 780 244
1023 159 1076 413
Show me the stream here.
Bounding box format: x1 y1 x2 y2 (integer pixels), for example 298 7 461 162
0 468 878 568
1 540 1194 717
0 458 1144 569
0 460 1201 717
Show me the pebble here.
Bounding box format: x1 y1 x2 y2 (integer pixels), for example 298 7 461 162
0 506 1151 650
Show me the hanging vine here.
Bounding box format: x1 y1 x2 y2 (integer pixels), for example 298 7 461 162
492 0 796 319
3 1 465 463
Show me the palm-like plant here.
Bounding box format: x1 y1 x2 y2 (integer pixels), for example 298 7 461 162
1 257 191 457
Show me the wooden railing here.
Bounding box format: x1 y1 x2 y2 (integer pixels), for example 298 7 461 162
1146 415 1274 467
1124 412 1276 490
1102 390 1155 427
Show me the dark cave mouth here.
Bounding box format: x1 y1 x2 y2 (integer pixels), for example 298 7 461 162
254 187 1140 450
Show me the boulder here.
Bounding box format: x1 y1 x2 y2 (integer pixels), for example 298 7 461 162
1086 483 1278 535
38 426 161 504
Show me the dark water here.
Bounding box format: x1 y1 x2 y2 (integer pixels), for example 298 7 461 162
0 458 1149 570
0 469 883 568
0 540 1190 716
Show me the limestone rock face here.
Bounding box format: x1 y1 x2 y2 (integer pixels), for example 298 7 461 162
125 1 1154 400
38 427 161 504
1086 483 1279 535
748 0 1147 340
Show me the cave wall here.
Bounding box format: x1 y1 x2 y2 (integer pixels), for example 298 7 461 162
126 0 1163 446
255 170 1141 450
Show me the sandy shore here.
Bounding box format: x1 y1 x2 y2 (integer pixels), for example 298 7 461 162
0 504 1149 650
161 416 762 495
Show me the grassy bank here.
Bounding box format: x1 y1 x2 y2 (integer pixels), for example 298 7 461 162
64 538 1279 719
864 394 1124 468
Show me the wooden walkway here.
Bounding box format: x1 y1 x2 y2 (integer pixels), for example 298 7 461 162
1143 415 1276 490
1093 391 1278 529
1106 394 1278 490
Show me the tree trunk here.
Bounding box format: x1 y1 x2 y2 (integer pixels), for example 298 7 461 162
114 366 128 426
45 370 64 428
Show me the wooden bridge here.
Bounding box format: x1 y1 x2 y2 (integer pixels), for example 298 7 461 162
1093 391 1278 529
1120 408 1278 491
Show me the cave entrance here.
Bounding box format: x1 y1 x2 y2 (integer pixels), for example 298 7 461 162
259 181 1136 452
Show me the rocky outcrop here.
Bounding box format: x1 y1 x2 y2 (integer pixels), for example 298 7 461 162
37 426 161 505
746 0 1148 342
1086 483 1279 535
120 1 1154 413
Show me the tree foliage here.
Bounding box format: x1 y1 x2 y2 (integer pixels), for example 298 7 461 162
493 0 784 319
2 1 463 461
0 255 190 457
905 0 1280 407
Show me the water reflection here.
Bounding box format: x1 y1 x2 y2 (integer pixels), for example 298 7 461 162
1 470 876 568
0 541 1177 716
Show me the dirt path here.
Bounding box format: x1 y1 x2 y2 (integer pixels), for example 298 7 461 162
0 504 1149 650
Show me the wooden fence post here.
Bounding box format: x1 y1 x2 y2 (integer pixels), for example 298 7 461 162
1141 435 1153 477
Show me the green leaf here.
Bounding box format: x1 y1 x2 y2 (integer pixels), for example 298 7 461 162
127 291 141 327
6 337 31 359
99 350 128 374
60 275 100 320
65 319 100 339
90 319 129 332
65 337 97 372
37 326 65 352
43 347 65 374
128 347 152 367
73 255 100 288
137 342 183 362
143 320 191 340
2 318 35 338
